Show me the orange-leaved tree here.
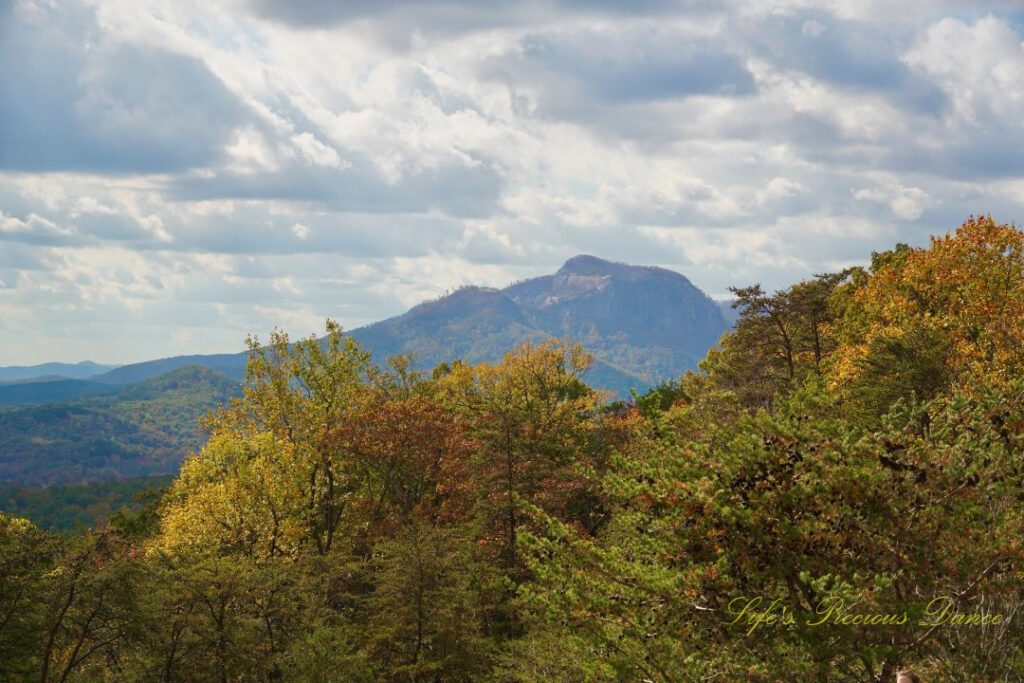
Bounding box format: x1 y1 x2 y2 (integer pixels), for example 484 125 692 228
829 215 1024 421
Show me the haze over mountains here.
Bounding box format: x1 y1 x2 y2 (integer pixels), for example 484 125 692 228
0 361 119 384
2 255 730 402
0 256 731 490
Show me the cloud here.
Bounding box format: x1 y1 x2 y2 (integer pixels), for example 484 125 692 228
0 210 81 247
0 242 47 271
1 1 1024 365
0 1 245 173
894 15 1024 178
743 12 900 89
853 182 938 221
166 155 504 217
167 208 469 258
512 27 754 105
247 0 718 34
249 0 520 30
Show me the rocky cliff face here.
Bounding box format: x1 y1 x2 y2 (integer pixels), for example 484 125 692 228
505 255 728 381
61 256 729 398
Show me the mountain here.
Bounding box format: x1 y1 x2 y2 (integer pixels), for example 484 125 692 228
0 365 241 487
354 255 728 393
350 283 647 393
93 352 247 385
0 360 119 384
0 379 124 405
0 256 729 494
717 299 741 327
353 285 540 362
504 255 728 382
14 255 729 402
0 475 173 531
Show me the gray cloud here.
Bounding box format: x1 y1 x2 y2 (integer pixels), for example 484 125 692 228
73 213 154 243
886 130 1024 180
166 158 503 218
518 30 754 103
0 243 46 271
0 3 245 173
469 24 757 146
165 208 469 258
250 0 519 29
747 13 902 88
248 0 717 32
740 11 949 114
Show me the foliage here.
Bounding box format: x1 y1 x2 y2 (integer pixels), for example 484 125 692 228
0 217 1021 681
831 215 1024 422
0 365 240 487
519 376 1024 680
0 475 172 532
511 217 1024 681
0 512 55 679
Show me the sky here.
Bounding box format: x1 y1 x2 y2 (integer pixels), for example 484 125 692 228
2 0 1023 365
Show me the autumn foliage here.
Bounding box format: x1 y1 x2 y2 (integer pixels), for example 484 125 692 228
0 217 1021 682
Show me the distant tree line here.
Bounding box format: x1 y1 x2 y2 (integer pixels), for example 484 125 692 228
0 476 172 532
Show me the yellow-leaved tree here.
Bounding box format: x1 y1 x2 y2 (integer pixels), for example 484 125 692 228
158 320 373 558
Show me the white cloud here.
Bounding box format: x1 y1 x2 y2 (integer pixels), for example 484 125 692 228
903 15 1024 124
0 0 1023 364
0 210 78 245
289 132 345 168
853 182 937 221
801 19 826 37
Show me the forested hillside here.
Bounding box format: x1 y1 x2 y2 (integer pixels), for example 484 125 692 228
0 217 1021 681
0 476 172 532
0 366 240 486
0 378 123 406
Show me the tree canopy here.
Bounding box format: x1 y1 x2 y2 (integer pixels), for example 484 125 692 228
0 216 1021 681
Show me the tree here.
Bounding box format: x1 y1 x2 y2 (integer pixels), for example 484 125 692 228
830 215 1024 422
359 523 497 682
521 374 1024 680
159 321 373 558
0 513 54 680
325 394 476 542
435 340 601 576
704 272 849 412
39 529 137 682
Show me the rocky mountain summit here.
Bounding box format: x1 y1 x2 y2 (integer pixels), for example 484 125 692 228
5 256 731 402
